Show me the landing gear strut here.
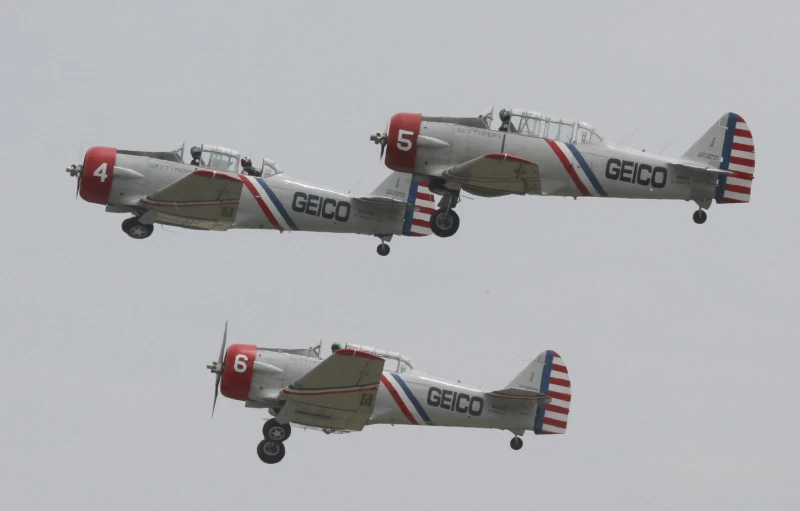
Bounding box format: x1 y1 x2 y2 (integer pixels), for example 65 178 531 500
692 198 711 225
692 209 708 225
510 436 523 451
121 217 154 239
256 419 291 464
429 184 461 238
376 235 392 256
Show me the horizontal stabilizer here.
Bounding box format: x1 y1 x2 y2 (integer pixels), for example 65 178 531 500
668 162 730 175
351 196 410 209
487 387 549 402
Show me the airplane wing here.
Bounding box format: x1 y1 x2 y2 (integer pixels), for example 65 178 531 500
443 153 542 196
138 170 243 230
276 348 385 432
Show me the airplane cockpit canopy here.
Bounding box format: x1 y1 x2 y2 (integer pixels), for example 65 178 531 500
500 108 603 145
345 343 415 373
261 157 284 177
200 144 241 173
264 342 322 359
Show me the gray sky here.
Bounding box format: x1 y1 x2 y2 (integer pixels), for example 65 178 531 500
1 0 798 509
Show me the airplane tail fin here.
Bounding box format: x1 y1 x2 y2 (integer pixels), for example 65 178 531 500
364 173 434 237
682 112 755 204
505 350 571 435
401 178 434 237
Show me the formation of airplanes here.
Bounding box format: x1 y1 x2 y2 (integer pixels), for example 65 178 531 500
66 106 755 464
208 322 570 464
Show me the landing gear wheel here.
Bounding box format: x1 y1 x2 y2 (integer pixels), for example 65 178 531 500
256 439 286 464
510 437 523 450
122 218 154 239
377 244 390 256
693 209 708 225
430 209 460 238
262 419 291 442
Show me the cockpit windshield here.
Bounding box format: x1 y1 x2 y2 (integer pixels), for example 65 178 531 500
503 108 603 144
345 343 415 373
199 144 241 173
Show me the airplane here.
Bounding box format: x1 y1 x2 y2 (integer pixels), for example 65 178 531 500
66 143 435 255
207 323 571 465
368 107 756 237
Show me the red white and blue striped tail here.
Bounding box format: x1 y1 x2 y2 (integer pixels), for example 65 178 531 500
718 113 755 204
504 350 571 435
533 351 571 435
402 179 434 237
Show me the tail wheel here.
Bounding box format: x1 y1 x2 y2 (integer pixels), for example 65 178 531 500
256 440 286 464
510 437 523 450
692 210 708 225
377 244 390 256
430 209 460 238
262 419 291 442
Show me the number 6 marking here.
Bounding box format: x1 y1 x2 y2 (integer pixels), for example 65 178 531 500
234 354 249 373
93 163 108 183
397 130 415 152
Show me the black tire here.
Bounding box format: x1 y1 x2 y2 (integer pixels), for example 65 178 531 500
256 440 286 464
430 209 460 238
510 437 523 450
693 210 708 225
123 219 154 239
262 419 291 442
376 244 390 256
121 217 138 233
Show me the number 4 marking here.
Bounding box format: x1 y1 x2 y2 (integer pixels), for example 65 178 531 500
93 163 108 183
397 130 415 152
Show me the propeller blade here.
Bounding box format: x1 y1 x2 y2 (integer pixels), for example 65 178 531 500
380 143 385 160
211 320 228 418
218 320 228 364
212 373 221 417
75 170 81 199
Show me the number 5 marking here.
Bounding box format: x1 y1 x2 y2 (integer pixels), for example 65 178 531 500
397 130 415 152
93 163 108 183
234 354 249 373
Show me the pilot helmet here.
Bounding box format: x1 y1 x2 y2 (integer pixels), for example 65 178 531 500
190 145 201 156
499 109 511 121
241 157 252 167
331 342 342 352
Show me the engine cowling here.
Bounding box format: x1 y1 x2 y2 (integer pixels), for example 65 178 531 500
80 146 117 205
385 113 422 174
220 344 257 401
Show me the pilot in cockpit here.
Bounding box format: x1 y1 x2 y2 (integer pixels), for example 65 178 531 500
498 109 512 132
331 342 342 353
189 146 204 166
240 157 262 177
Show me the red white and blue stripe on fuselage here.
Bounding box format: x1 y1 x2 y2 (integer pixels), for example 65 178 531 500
240 175 299 232
545 139 608 197
380 373 434 425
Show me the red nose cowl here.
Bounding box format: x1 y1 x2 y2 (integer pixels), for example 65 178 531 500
385 113 422 174
80 147 117 205
220 344 257 401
